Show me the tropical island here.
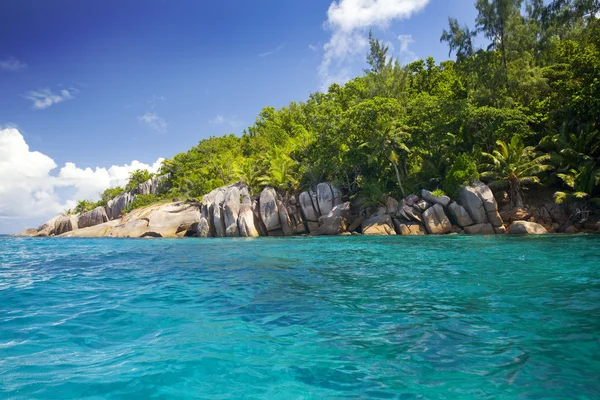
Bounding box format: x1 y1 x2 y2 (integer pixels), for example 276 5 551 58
18 1 600 238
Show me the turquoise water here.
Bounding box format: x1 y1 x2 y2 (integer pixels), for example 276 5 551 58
1 235 599 399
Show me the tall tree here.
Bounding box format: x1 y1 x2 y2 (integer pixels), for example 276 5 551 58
365 31 390 74
475 0 523 86
440 17 477 61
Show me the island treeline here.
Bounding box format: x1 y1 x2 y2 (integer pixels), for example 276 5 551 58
74 0 599 220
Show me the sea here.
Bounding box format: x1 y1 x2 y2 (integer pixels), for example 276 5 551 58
1 235 599 399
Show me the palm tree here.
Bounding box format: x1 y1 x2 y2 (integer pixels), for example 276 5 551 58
258 150 299 193
554 164 600 207
359 122 410 197
63 209 73 216
74 200 93 214
539 125 600 173
480 136 550 208
126 169 153 191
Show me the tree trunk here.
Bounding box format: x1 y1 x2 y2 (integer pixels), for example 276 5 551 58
511 180 523 208
391 159 406 198
500 26 509 90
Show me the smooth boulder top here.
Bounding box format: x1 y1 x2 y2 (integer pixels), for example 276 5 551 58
421 189 451 208
508 221 548 235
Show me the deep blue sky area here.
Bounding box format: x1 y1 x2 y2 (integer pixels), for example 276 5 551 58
0 0 481 232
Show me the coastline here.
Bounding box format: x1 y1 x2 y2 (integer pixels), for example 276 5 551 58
16 180 600 238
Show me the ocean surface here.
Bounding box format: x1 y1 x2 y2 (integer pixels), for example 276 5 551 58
1 235 599 399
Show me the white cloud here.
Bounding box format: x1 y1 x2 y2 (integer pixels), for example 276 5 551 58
24 88 76 109
0 127 163 225
138 112 167 133
308 44 318 52
318 0 429 90
209 114 242 129
0 57 27 71
259 44 284 58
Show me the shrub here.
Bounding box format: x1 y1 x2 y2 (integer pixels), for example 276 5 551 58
123 194 159 213
443 154 479 198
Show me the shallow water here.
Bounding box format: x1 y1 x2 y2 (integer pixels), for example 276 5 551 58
1 235 599 399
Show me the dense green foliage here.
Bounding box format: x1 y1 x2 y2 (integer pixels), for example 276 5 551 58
123 194 160 213
78 1 600 214
126 170 154 192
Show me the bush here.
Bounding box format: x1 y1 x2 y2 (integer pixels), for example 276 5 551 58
123 194 159 213
443 154 479 198
431 189 446 197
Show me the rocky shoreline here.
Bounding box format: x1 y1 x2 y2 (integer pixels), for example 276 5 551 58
16 179 600 238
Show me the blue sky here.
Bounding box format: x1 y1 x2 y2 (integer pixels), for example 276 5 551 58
0 0 480 233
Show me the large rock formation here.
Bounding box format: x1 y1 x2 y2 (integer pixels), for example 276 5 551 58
464 223 495 235
223 186 241 237
447 202 474 228
62 220 121 237
107 192 135 220
362 214 396 235
137 174 169 196
422 204 452 235
457 181 503 228
394 220 427 236
318 202 351 235
238 205 260 237
33 216 60 237
277 200 294 236
54 215 78 235
285 196 306 234
201 183 248 237
299 191 319 223
421 189 451 207
260 187 281 234
252 200 268 237
143 203 200 237
20 180 574 239
78 207 109 229
316 183 334 215
507 221 548 235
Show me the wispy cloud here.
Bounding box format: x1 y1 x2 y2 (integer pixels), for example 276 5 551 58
209 114 242 129
318 0 430 90
308 44 318 52
138 112 167 133
397 34 417 64
24 88 77 110
0 57 27 71
259 44 284 58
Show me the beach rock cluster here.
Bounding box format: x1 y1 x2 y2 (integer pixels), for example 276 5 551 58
17 179 598 238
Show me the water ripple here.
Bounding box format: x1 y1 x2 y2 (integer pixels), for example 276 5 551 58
1 235 600 399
